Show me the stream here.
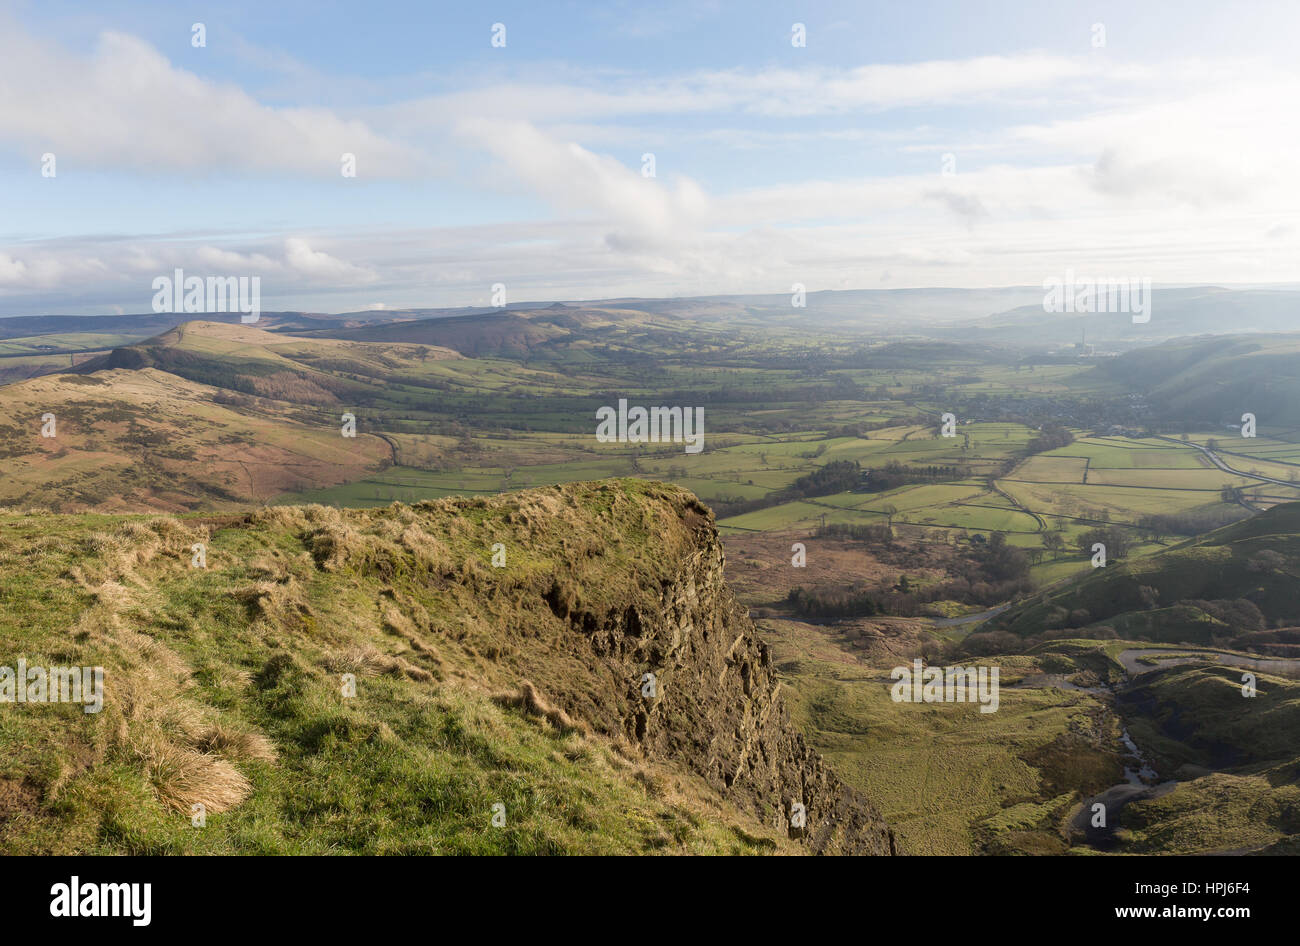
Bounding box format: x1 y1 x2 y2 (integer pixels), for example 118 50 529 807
1018 646 1298 849
1069 722 1176 849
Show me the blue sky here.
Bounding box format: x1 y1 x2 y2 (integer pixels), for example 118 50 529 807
2 0 1299 314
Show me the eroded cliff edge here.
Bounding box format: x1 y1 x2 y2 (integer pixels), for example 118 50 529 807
355 479 898 854
0 478 896 854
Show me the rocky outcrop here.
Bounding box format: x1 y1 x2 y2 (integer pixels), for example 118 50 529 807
546 519 895 854
422 481 898 854
271 479 898 853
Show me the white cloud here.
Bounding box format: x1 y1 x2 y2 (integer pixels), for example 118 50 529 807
0 28 424 176
0 235 376 300
1 18 1299 310
284 238 376 283
456 119 709 242
378 54 1112 132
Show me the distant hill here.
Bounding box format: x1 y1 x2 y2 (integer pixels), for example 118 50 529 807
0 364 391 512
8 286 1298 356
958 287 1300 348
0 311 391 341
1092 332 1300 426
74 320 460 405
0 323 448 511
290 302 740 360
305 309 568 357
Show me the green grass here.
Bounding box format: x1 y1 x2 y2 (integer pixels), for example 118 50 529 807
0 482 811 855
757 620 1124 855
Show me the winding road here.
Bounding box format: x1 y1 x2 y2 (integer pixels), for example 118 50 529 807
1153 435 1300 489
929 603 1011 627
1118 647 1300 679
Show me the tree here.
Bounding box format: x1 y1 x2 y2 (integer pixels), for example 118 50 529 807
1249 550 1286 572
1077 526 1130 560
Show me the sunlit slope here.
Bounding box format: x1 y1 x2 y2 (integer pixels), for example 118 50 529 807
0 365 390 512
0 480 893 855
80 320 462 404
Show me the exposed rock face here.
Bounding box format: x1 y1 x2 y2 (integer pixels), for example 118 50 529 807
269 479 897 853
509 484 897 854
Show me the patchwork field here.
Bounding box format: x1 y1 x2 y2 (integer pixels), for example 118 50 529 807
3 319 1282 605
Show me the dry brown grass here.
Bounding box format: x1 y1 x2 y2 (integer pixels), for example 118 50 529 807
194 722 278 762
322 644 433 682
234 576 310 626
60 547 274 818
130 733 251 814
633 767 670 798
323 645 397 677
492 680 585 734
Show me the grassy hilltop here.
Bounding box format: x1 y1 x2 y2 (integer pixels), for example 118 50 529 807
0 479 892 855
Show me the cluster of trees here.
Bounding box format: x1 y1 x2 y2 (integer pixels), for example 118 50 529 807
785 532 1033 621
1027 425 1074 454
975 532 1033 582
1183 597 1266 631
785 585 881 620
1248 550 1287 572
1233 626 1300 657
1136 507 1249 539
861 460 965 493
786 460 864 496
815 522 894 544
1074 526 1132 560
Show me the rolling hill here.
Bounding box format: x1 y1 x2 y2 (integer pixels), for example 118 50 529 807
986 501 1300 644
0 322 421 512
1094 332 1300 427
0 365 391 512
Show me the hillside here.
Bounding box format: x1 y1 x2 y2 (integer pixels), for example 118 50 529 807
1094 332 1300 426
76 320 462 401
0 480 895 855
293 303 732 361
305 310 568 357
0 363 391 512
987 501 1300 644
1107 661 1300 854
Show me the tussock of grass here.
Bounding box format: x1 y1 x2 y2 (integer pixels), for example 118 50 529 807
194 723 278 763
320 644 433 683
493 681 585 734
130 733 251 814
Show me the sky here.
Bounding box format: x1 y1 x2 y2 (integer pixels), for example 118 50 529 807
2 0 1299 315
